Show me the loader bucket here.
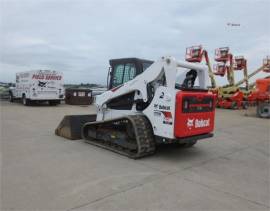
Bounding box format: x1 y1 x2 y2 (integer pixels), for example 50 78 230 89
55 114 97 140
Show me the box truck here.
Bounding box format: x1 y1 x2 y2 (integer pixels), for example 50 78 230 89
9 70 64 106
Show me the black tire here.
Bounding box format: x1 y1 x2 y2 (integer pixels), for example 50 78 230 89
49 100 60 106
22 95 31 106
9 92 14 102
256 102 270 118
242 101 248 110
231 102 238 109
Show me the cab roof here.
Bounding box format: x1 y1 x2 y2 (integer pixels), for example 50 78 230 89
109 58 154 66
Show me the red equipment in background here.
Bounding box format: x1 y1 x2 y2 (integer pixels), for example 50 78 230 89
185 45 216 88
215 47 231 62
235 56 270 88
213 47 247 109
185 45 204 63
245 57 270 117
185 47 269 111
248 78 270 102
263 56 270 73
234 56 249 90
213 63 228 76
213 47 234 85
247 78 270 118
217 91 244 109
234 56 247 70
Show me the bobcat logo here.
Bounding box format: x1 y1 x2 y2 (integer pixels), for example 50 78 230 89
187 118 194 129
38 81 47 87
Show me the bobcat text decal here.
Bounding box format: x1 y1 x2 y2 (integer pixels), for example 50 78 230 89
187 118 210 129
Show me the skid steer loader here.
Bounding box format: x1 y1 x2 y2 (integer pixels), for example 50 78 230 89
56 56 216 158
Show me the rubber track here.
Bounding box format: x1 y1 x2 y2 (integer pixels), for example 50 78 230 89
82 115 156 159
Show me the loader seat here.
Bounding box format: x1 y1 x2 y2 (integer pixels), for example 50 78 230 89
182 69 198 88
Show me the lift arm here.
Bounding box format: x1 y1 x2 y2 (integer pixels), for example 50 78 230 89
226 54 235 87
185 45 217 88
204 51 217 88
96 56 208 111
243 66 248 90
233 56 248 90
235 64 270 87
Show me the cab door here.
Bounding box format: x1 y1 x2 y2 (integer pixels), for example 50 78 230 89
109 63 137 89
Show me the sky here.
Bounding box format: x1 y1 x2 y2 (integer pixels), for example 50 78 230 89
0 0 269 86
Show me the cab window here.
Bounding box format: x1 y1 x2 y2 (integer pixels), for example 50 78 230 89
142 62 152 71
112 64 125 87
112 63 136 88
123 63 136 83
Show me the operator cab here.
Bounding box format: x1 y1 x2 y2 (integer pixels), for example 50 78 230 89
109 57 201 91
108 58 154 89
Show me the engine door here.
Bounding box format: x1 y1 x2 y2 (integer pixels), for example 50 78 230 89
174 91 215 138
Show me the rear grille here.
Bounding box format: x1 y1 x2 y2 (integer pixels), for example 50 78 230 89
182 96 214 113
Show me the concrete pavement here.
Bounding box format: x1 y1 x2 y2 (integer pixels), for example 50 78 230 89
1 100 269 210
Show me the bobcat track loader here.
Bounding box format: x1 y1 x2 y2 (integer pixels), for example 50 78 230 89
56 56 216 158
